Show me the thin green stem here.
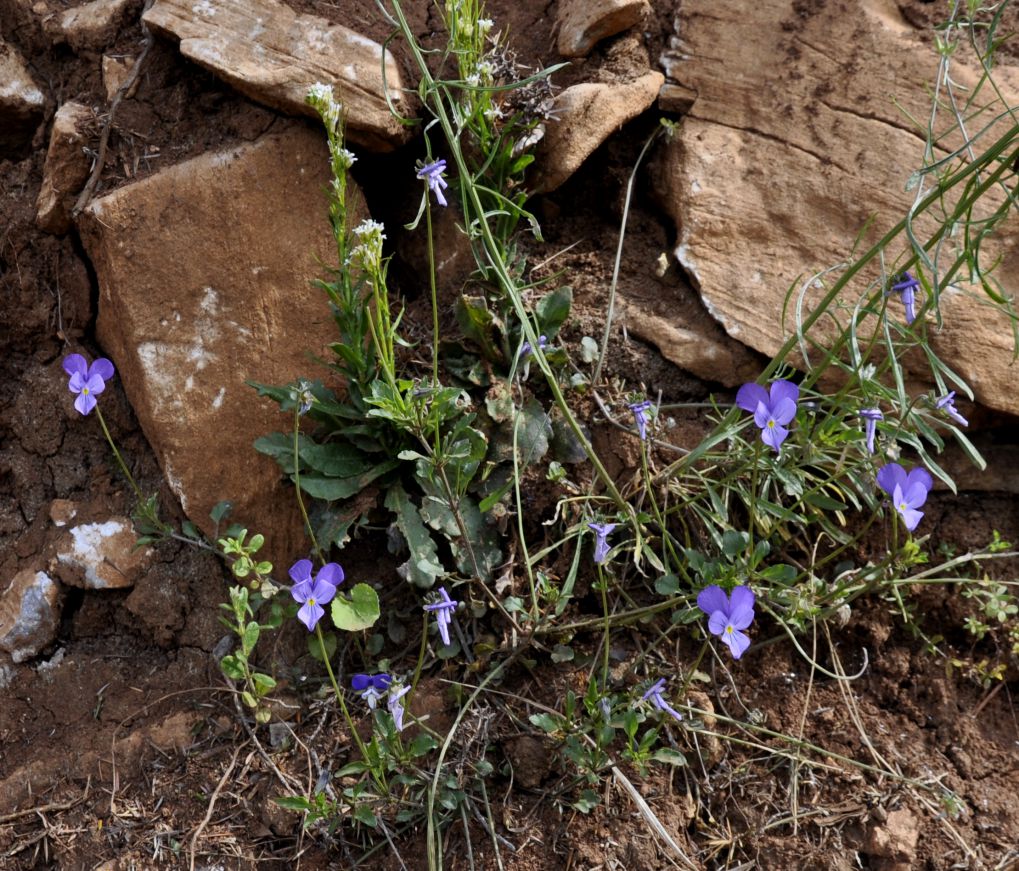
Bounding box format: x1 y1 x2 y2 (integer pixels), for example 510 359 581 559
94 405 142 500
425 200 440 386
592 124 665 387
293 407 324 563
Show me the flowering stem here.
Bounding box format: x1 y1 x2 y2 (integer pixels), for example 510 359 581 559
596 564 611 692
679 640 710 701
292 407 324 564
386 0 631 521
313 623 379 783
94 405 142 501
592 124 666 388
424 198 440 386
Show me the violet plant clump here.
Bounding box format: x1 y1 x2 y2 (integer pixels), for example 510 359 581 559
735 379 799 452
697 585 756 659
877 463 933 532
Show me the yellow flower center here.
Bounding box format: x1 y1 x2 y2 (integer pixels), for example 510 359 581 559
725 624 734 635
767 419 775 428
308 597 317 606
899 502 907 512
83 387 90 394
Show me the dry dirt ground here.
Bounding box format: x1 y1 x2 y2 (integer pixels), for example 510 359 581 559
3 1 1019 868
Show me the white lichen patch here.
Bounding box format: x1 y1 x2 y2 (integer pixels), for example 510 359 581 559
211 386 226 410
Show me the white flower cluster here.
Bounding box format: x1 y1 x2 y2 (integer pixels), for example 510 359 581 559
307 81 342 130
351 219 386 271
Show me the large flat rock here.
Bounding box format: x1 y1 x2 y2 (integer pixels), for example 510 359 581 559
660 0 1019 414
78 125 362 565
143 0 410 150
0 38 45 154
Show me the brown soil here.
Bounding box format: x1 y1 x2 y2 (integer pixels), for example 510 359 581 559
3 1 1019 869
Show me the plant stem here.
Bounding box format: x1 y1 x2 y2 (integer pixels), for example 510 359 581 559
95 405 142 500
293 407 324 563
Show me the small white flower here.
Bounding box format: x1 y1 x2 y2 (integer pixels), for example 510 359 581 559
337 148 357 169
478 18 494 35
353 219 386 239
308 82 333 102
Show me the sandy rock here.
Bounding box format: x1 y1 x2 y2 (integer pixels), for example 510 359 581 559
535 70 664 192
866 808 920 866
53 0 132 52
143 0 409 150
52 517 151 589
557 0 649 58
77 125 364 567
658 0 1019 415
49 498 79 527
0 569 63 663
0 38 46 154
35 101 93 235
102 54 134 101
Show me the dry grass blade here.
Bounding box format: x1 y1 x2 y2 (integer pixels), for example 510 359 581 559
609 766 699 870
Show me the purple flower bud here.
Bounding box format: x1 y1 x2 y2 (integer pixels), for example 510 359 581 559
935 391 968 427
627 400 653 441
417 158 449 207
587 522 617 565
639 678 684 723
891 272 920 325
423 586 458 647
859 407 883 454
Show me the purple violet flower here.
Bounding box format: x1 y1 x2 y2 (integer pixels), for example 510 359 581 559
352 673 392 709
519 334 548 359
859 408 883 454
640 678 684 723
388 683 410 732
696 585 756 660
891 272 920 324
735 379 799 452
587 522 617 565
289 559 344 631
876 462 933 532
417 158 448 207
936 391 968 427
63 353 115 416
424 586 458 647
628 400 653 441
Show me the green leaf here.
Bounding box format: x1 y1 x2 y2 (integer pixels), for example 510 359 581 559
353 804 378 828
651 747 688 767
385 483 445 588
655 574 680 596
410 733 439 757
241 620 260 657
210 500 233 524
551 644 574 663
252 672 277 695
298 459 399 501
330 583 381 632
274 796 315 812
219 654 246 680
803 492 849 511
335 761 370 777
528 712 562 734
456 295 504 362
535 286 572 337
419 493 501 582
573 789 600 813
